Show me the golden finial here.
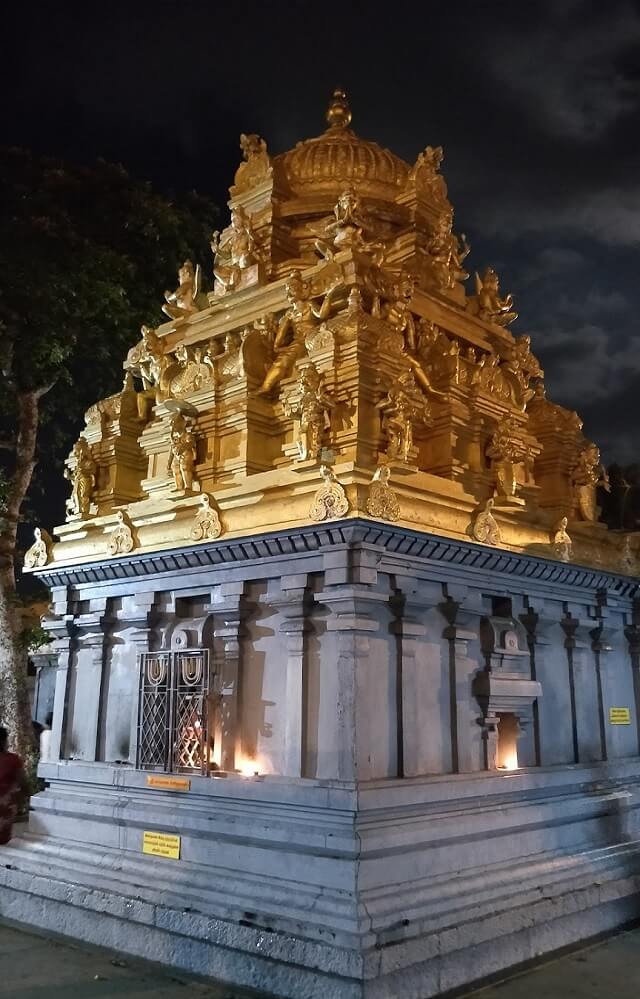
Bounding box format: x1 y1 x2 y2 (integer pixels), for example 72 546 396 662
326 88 352 129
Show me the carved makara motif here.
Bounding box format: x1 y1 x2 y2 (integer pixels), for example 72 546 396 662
366 465 400 522
232 133 272 194
162 260 205 321
107 511 134 556
309 465 349 521
377 370 431 463
472 499 500 546
24 527 52 569
552 517 573 562
283 363 335 461
467 267 517 327
64 437 97 518
169 413 197 492
190 494 222 541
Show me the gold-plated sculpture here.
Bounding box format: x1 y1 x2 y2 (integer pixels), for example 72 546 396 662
467 267 518 327
169 414 197 492
428 212 470 290
552 517 573 562
315 188 384 264
486 420 528 500
256 271 340 395
107 511 134 556
162 260 203 321
366 465 400 522
283 364 335 461
377 370 431 463
572 443 610 522
472 499 500 546
409 145 448 205
377 271 446 398
211 206 261 296
232 133 272 194
190 494 222 541
64 438 97 518
24 527 52 569
309 465 349 521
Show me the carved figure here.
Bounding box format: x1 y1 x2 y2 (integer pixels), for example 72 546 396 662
168 343 215 396
232 133 272 193
472 499 500 545
503 334 544 407
169 413 197 491
376 370 431 463
486 420 528 499
162 260 202 321
190 494 222 541
467 267 517 327
309 465 349 522
107 511 134 556
315 188 385 264
428 212 470 290
552 517 573 562
572 443 610 522
24 527 52 569
283 363 335 461
409 145 448 203
211 206 260 295
379 271 446 399
256 270 340 395
128 325 171 420
366 465 400 522
64 437 96 518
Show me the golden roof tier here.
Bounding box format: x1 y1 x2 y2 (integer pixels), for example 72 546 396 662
27 91 639 579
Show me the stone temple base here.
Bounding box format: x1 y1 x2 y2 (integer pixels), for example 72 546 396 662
2 760 640 998
6 521 640 996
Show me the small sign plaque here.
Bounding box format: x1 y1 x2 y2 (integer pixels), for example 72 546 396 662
609 707 631 725
142 831 181 860
146 775 191 792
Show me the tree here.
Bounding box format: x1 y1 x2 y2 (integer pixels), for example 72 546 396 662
0 147 218 763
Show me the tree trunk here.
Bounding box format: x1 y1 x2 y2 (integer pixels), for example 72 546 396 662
0 389 42 767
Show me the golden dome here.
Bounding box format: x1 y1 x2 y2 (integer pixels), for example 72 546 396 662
277 89 410 201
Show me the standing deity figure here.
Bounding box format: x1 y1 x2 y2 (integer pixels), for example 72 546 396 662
162 260 202 321
379 271 446 399
552 517 573 562
256 271 340 396
467 267 518 327
211 206 260 295
283 364 335 461
486 420 528 499
572 443 610 522
503 334 544 407
428 212 470 290
376 370 431 464
309 465 349 522
409 145 449 203
126 325 171 420
232 133 272 193
168 413 197 492
366 465 400 522
64 437 97 518
24 527 52 569
472 499 501 546
315 188 385 264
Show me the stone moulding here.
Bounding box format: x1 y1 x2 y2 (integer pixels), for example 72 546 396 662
34 518 638 598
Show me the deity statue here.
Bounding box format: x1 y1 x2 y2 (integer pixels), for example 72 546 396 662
472 498 500 546
486 420 528 499
552 517 573 562
168 413 197 491
64 437 97 518
572 443 610 522
232 133 272 194
256 270 341 395
190 494 222 541
162 260 203 321
467 267 518 327
127 325 171 420
309 465 349 522
427 212 470 290
107 511 134 556
376 370 431 463
283 363 335 461
409 145 448 204
378 271 446 399
366 465 400 522
315 188 385 264
503 334 544 407
211 206 260 296
168 343 216 397
24 527 52 569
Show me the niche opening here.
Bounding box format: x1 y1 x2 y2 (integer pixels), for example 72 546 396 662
496 712 519 770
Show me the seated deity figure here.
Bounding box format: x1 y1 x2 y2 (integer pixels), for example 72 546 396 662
211 206 260 296
232 133 272 193
64 437 96 518
428 212 470 290
162 260 202 321
256 270 340 396
379 271 446 399
467 267 518 327
315 188 385 264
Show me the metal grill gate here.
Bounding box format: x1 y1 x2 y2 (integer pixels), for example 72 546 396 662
136 649 211 775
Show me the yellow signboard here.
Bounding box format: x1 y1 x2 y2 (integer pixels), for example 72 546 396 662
143 831 181 860
609 707 631 725
146 775 191 792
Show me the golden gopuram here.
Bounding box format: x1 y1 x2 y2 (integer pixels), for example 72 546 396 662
34 88 633 573
16 92 640 999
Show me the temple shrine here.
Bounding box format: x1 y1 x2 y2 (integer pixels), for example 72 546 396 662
5 91 640 999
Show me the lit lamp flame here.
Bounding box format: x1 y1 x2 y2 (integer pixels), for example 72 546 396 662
498 749 519 771
235 754 261 777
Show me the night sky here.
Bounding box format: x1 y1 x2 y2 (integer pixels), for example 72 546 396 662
3 0 640 463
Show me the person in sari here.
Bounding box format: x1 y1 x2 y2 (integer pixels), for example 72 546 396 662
0 726 28 845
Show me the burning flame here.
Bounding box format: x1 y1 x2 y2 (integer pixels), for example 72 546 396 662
498 749 519 771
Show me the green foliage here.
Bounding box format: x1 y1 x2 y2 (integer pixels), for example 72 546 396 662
16 623 49 653
0 146 218 529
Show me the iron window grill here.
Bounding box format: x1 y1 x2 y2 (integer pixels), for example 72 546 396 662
137 649 211 775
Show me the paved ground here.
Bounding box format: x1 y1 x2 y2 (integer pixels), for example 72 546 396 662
1 918 639 998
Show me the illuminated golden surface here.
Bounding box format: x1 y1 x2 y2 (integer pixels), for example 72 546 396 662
36 90 639 577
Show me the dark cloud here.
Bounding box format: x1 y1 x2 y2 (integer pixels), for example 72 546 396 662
1 0 639 463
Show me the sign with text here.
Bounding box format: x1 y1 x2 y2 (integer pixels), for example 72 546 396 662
609 707 631 725
142 831 181 860
146 775 191 792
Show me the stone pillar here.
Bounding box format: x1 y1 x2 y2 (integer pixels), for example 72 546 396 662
116 592 158 766
439 586 486 773
272 574 310 778
213 581 245 773
71 598 109 761
624 609 640 756
41 591 77 764
520 599 575 765
562 607 603 763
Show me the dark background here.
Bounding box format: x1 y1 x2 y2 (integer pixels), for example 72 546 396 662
3 0 639 463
